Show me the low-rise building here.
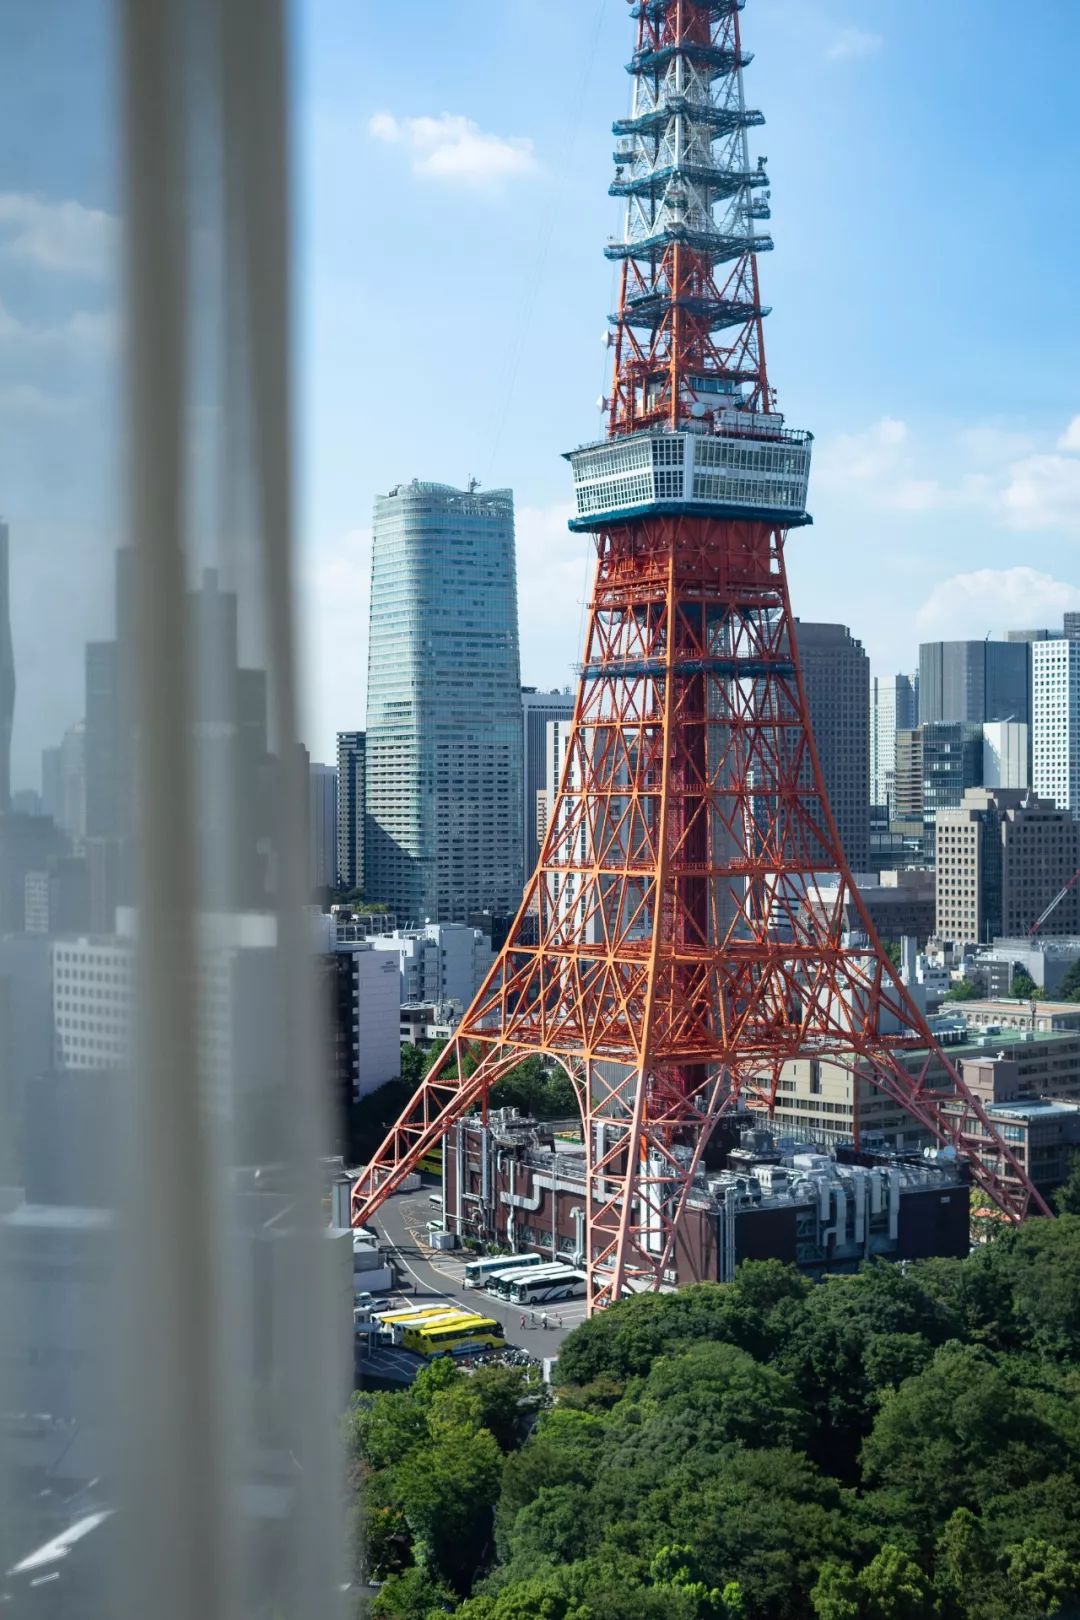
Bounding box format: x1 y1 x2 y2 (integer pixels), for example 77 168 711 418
770 1025 1080 1150
442 1112 970 1284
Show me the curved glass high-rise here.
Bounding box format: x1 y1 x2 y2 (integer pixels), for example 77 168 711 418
364 480 523 924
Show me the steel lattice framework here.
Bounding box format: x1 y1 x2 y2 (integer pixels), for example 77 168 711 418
352 0 1049 1309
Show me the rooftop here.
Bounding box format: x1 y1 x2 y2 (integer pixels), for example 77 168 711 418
985 1099 1080 1121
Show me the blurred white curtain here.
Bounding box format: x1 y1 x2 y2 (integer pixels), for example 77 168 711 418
0 0 347 1615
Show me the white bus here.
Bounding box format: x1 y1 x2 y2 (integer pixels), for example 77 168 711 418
492 1260 568 1299
462 1252 545 1289
508 1266 587 1306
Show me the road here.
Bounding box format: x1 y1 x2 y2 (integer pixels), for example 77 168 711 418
369 1187 587 1364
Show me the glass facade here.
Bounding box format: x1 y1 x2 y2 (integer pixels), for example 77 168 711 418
919 639 1029 727
365 482 523 924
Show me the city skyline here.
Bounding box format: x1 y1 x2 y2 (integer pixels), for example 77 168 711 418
5 3 1080 783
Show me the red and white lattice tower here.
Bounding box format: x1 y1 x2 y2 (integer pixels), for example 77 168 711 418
353 0 1048 1309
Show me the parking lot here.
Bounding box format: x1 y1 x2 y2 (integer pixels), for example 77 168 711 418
355 1187 587 1382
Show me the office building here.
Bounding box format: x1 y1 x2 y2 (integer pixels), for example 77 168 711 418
805 868 936 947
794 621 870 871
936 788 1080 946
0 815 68 933
0 521 13 814
365 480 523 923
83 552 270 914
308 762 338 893
919 639 1029 727
521 687 575 877
336 730 365 893
894 722 984 856
982 721 1029 790
51 910 287 1116
536 710 577 866
1033 637 1080 813
1065 613 1080 641
870 673 917 813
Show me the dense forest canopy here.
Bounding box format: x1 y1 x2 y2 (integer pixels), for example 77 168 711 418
350 1214 1080 1620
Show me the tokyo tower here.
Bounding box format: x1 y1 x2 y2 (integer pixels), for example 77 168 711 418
353 0 1048 1308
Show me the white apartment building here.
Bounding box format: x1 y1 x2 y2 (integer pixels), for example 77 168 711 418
1033 638 1080 813
370 922 494 1012
337 944 401 1099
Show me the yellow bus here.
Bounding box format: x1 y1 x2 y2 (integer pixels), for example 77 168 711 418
374 1304 453 1326
375 1305 466 1342
403 1314 505 1357
419 1145 443 1176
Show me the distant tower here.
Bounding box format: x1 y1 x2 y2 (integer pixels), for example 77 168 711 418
352 0 1046 1305
796 623 870 871
364 481 523 923
0 521 15 812
871 672 917 815
521 687 575 878
336 731 365 893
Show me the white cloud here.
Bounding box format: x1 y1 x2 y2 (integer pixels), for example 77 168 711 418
515 501 590 688
827 27 883 61
0 192 117 277
1059 417 1080 452
0 295 117 358
915 567 1080 640
0 382 77 416
368 111 537 189
1000 452 1080 534
814 417 908 485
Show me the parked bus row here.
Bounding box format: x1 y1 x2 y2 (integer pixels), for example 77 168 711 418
372 1302 504 1357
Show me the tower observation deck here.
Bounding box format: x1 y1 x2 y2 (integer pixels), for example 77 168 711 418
568 0 811 531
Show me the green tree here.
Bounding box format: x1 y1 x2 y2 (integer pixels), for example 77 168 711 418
860 1343 1069 1528
393 1426 502 1591
857 1545 939 1619
504 1483 595 1570
370 1563 455 1619
810 1560 861 1620
1010 971 1038 1000
1055 1155 1080 1215
1004 1537 1080 1619
1058 959 1080 1001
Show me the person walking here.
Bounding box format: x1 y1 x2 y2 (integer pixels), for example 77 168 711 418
541 1312 549 1331
519 1313 526 1330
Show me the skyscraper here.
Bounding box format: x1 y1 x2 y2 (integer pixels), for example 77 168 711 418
0 523 12 813
794 622 870 871
365 480 523 923
919 639 1029 727
1032 637 1080 813
870 672 917 813
894 722 984 849
336 730 365 893
309 762 338 893
521 687 575 878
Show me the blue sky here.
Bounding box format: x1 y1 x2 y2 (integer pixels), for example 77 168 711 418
296 0 1080 763
3 2 1080 784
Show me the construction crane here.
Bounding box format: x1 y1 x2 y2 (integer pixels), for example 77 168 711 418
1028 871 1080 940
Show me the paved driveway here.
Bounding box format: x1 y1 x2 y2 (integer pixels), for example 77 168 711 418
370 1189 587 1362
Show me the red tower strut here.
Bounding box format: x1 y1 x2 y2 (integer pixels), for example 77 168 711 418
352 0 1049 1310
